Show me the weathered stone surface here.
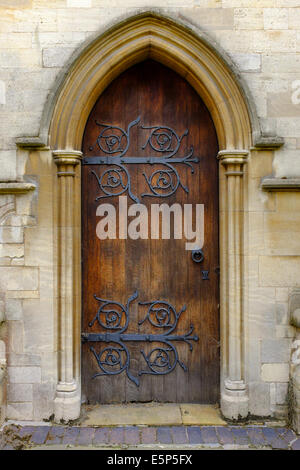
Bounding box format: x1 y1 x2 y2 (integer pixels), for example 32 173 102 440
261 364 289 383
0 267 38 291
5 299 22 321
42 47 75 68
7 383 33 402
8 366 41 384
6 403 33 420
259 256 300 287
261 339 291 363
230 53 261 72
249 382 271 416
0 227 23 244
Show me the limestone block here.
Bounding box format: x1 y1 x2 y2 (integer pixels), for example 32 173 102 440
214 30 253 53
249 382 271 416
261 338 291 363
23 299 54 353
5 299 22 321
25 227 53 267
0 300 4 324
8 366 41 384
8 352 41 366
0 341 5 361
264 232 300 257
0 32 32 49
0 49 41 68
0 150 17 181
276 193 300 213
6 403 33 420
0 244 24 260
262 54 300 74
183 0 221 5
249 150 273 178
276 302 288 325
37 31 86 48
0 0 32 7
289 6 300 30
273 149 300 178
223 0 274 5
8 321 24 354
268 92 300 118
15 192 34 217
7 383 33 402
6 290 39 299
248 177 276 212
277 0 300 6
276 383 288 405
276 288 289 303
0 80 5 105
67 0 92 6
181 7 234 30
248 212 264 254
277 117 300 138
230 53 261 72
56 7 119 32
252 31 296 53
0 267 38 291
42 47 74 68
261 363 289 382
259 256 300 287
263 8 288 30
234 8 263 30
33 382 55 420
248 286 276 339
276 325 296 338
0 227 23 244
247 337 262 382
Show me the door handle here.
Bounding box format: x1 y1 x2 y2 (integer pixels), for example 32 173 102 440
191 249 204 264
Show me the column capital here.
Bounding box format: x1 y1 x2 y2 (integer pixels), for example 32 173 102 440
217 149 249 166
53 150 83 167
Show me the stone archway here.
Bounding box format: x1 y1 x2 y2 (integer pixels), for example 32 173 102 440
17 11 273 422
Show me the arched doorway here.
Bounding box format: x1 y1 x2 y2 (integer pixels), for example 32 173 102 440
81 60 219 404
39 11 257 422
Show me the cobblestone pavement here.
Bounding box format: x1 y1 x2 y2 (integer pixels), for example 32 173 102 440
0 424 300 450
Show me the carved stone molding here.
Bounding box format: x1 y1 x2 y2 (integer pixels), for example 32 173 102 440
0 182 36 194
261 177 300 192
218 149 249 420
53 150 82 422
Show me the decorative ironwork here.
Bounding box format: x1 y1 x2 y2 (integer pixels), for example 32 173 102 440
201 270 210 280
191 249 204 264
83 117 199 202
82 291 199 386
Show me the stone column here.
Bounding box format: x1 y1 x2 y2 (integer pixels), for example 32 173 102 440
218 149 249 420
53 150 82 422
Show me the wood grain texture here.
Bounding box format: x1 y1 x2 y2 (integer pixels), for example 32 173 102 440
81 60 219 404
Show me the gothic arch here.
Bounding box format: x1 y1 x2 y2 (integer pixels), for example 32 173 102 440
22 11 272 421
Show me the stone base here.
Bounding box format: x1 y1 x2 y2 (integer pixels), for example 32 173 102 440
221 384 249 421
54 381 81 423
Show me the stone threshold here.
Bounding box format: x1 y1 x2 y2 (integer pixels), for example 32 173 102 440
80 403 226 427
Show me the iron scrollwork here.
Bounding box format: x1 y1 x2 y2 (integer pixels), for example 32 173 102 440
82 291 199 386
83 117 199 202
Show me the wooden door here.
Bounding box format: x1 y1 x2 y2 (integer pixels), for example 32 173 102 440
81 60 219 404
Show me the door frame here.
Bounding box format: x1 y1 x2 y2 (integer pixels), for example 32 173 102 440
21 11 270 422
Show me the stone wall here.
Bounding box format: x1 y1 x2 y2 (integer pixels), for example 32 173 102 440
0 0 300 423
